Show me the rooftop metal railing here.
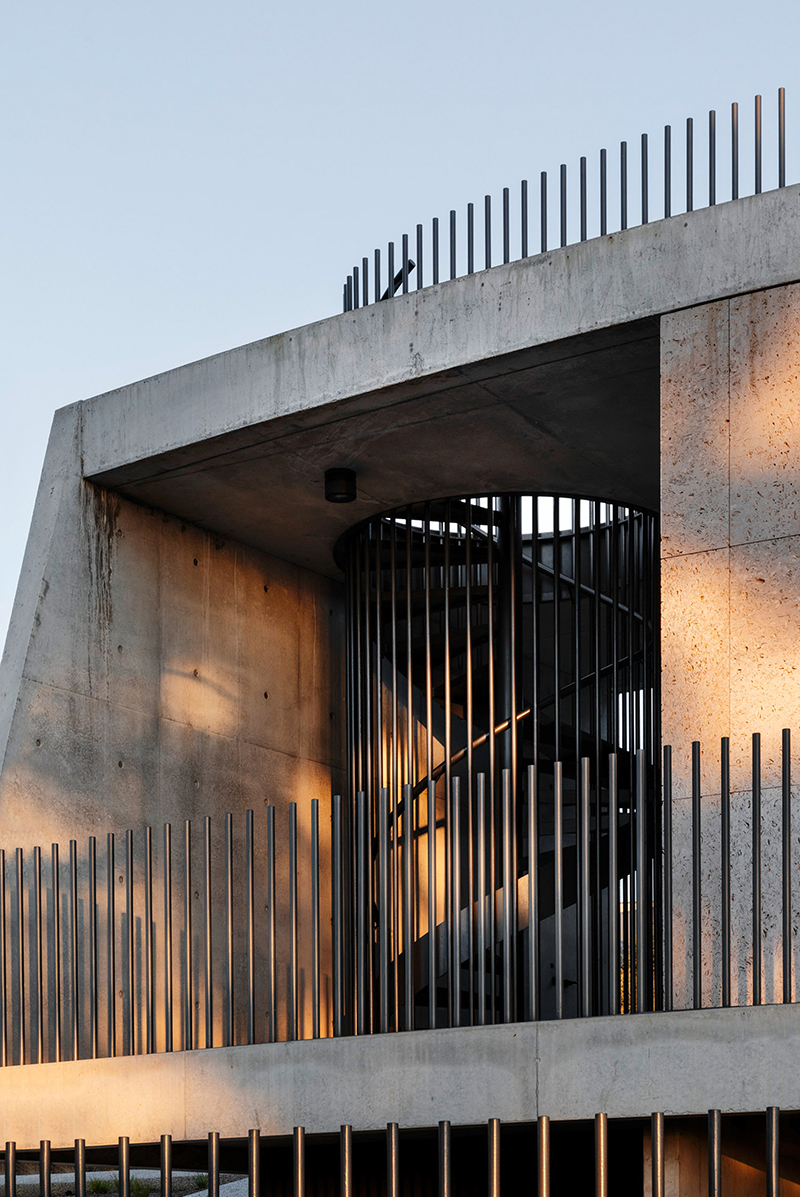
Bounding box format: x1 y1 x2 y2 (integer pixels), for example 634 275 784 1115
0 1108 790 1196
341 88 788 311
0 731 797 1064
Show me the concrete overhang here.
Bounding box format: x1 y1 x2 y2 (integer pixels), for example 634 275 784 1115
82 185 800 577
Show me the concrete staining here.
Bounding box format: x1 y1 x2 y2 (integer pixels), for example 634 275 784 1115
2 1006 800 1148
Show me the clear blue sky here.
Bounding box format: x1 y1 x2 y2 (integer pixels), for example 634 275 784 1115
1 0 797 641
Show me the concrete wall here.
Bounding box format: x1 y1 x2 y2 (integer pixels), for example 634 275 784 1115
661 282 800 1007
0 404 345 1056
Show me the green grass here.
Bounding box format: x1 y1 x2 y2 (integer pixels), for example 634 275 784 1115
87 1180 115 1195
193 1176 209 1191
130 1180 151 1197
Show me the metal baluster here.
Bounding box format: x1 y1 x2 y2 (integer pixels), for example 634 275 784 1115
651 1113 665 1197
416 224 423 290
438 1121 450 1197
144 826 153 1053
708 110 716 205
537 1115 550 1197
290 802 298 1039
161 1135 173 1197
428 779 437 1029
40 1140 51 1197
554 762 564 1019
362 256 369 306
731 102 739 200
118 1137 130 1197
208 1132 220 1197
203 815 212 1048
267 805 276 1043
247 1129 259 1197
0 853 6 1069
488 1119 500 1197
340 1125 352 1197
34 847 43 1061
356 790 367 1035
374 248 380 303
755 94 762 194
223 814 232 1046
580 156 587 240
165 822 173 1052
692 742 702 1009
521 179 528 258
184 820 193 1051
636 749 647 1013
540 172 547 252
107 834 115 1057
451 778 462 1027
664 126 671 217
403 784 414 1031
477 774 487 1025
246 810 255 1045
352 265 359 309
332 793 343 1037
721 738 731 1006
609 754 619 1016
502 187 510 263
579 759 591 1017
387 242 395 299
51 846 59 1063
402 233 409 293
559 164 567 246
484 195 491 268
663 748 673 1012
778 87 786 187
449 210 456 280
686 117 693 211
767 1106 780 1197
527 765 538 1022
387 1123 399 1197
641 133 648 223
432 216 439 285
502 770 513 1023
783 728 792 1003
69 840 79 1059
125 830 133 1055
620 142 627 230
89 837 97 1059
379 786 390 1033
595 1112 608 1197
4 1141 16 1197
708 1110 721 1197
600 149 607 235
75 1139 86 1197
752 734 762 1005
292 1128 305 1197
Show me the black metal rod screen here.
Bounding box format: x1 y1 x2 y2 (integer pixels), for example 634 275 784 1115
341 494 659 1031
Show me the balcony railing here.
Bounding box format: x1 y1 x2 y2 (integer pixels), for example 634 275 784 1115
0 732 796 1064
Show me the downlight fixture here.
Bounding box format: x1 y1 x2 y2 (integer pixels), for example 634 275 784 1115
325 467 357 503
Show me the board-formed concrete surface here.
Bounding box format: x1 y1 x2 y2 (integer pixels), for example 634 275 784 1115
2 1006 800 1148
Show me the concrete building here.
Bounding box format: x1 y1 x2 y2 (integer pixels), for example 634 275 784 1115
1 93 800 1193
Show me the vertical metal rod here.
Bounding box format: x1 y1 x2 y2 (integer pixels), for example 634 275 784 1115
161 1135 173 1197
540 172 547 252
308 799 318 1034
467 203 474 274
708 110 716 205
579 156 587 240
374 248 380 304
477 775 487 1025
165 822 173 1053
664 126 671 216
74 1139 86 1197
608 755 619 1016
387 242 394 299
451 778 462 1027
0 854 6 1069
144 826 153 1053
752 734 762 1005
527 765 538 1022
69 841 79 1059
34 847 43 1062
387 1123 399 1197
778 87 786 187
290 802 298 1039
13 850 26 1066
342 281 348 313
708 1109 721 1197
554 762 564 1019
107 834 115 1057
356 790 367 1035
537 1115 550 1197
362 256 369 306
755 94 762 193
340 1125 352 1197
721 738 731 1006
432 216 439 284
40 1141 51 1197
125 830 133 1055
487 501 496 1022
332 793 343 1038
580 759 591 1017
352 265 359 309
521 179 528 257
484 195 491 268
502 770 513 1023
502 187 510 263
466 503 475 1026
559 164 567 246
636 749 647 1013
641 133 648 223
600 149 607 234
767 1106 780 1197
246 809 255 1045
686 117 693 211
223 814 232 1046
379 787 390 1033
401 233 409 293
184 820 193 1051
663 748 673 1013
692 742 702 1009
208 1132 220 1197
4 1142 16 1197
89 837 97 1059
783 728 792 1003
449 210 456 279
620 142 627 229
427 779 437 1029
403 783 414 1031
266 805 276 1043
416 223 423 290
247 1129 259 1197
293 1127 305 1197
595 1112 608 1197
203 816 212 1048
118 1137 130 1197
438 1121 451 1197
488 1119 500 1197
651 1112 665 1197
731 102 739 200
51 846 59 1063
